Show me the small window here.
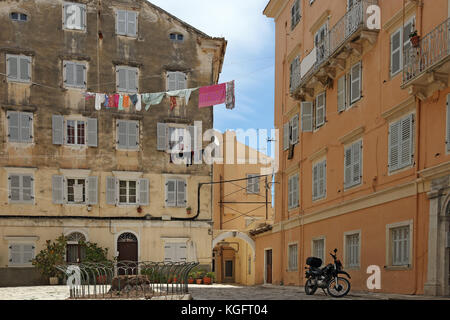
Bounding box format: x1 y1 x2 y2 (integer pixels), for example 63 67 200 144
170 33 184 42
389 114 414 173
67 178 86 204
116 66 138 93
165 178 187 207
390 226 410 266
6 54 31 83
117 120 139 150
7 111 33 143
288 244 298 271
9 243 35 266
63 2 86 31
247 174 260 194
66 120 86 146
119 180 137 205
63 61 87 89
345 233 360 268
167 71 187 91
312 238 325 264
11 13 28 22
116 9 137 37
8 174 34 204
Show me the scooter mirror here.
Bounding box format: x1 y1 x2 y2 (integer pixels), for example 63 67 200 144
334 249 338 253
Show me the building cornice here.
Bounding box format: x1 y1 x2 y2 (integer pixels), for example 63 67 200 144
418 161 450 181
383 0 418 31
263 0 289 20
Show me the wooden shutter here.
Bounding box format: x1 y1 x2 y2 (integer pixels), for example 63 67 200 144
352 141 362 186
64 62 75 86
22 244 34 264
338 75 346 112
316 92 326 127
127 121 139 149
318 161 326 198
301 102 313 132
288 176 293 209
283 123 290 151
87 176 98 205
344 146 353 188
9 175 20 202
177 180 186 207
389 120 401 172
291 114 299 144
10 244 22 264
127 11 137 37
7 111 20 142
75 63 85 87
313 164 319 200
447 94 450 152
117 121 128 149
167 72 177 91
52 175 64 204
164 243 174 262
106 176 117 205
116 10 127 35
19 56 31 82
400 115 414 168
52 115 64 145
391 29 402 75
86 118 98 147
7 55 18 81
157 123 167 151
22 175 33 202
117 68 127 92
166 179 176 207
20 112 33 143
127 68 138 92
350 62 361 104
176 72 187 90
139 178 149 205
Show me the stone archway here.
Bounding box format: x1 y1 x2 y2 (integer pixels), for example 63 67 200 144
213 231 256 259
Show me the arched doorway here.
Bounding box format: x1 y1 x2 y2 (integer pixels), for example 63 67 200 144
66 232 87 263
117 232 138 262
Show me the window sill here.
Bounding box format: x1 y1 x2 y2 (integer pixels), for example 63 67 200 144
384 265 412 271
345 266 360 271
9 201 35 205
388 163 414 176
116 148 140 152
344 183 362 192
7 80 31 84
8 264 34 268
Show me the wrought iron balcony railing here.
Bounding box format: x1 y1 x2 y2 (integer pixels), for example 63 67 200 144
290 0 378 95
402 18 450 86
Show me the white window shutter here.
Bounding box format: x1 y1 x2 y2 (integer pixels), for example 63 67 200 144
166 179 176 207
10 244 22 264
351 62 361 104
86 118 97 147
9 175 20 202
177 180 186 207
87 176 98 205
316 92 326 127
391 29 402 75
52 175 65 204
291 114 299 144
22 175 33 202
164 244 174 262
319 161 326 198
352 141 362 186
167 72 177 91
447 94 450 152
344 146 353 188
176 72 187 90
20 113 33 143
19 56 31 82
389 121 401 172
106 176 117 205
127 11 137 37
400 115 414 168
117 10 127 35
52 115 64 145
338 75 346 112
117 68 127 92
301 102 313 132
139 179 149 205
127 68 138 92
117 121 128 149
313 165 319 200
127 121 139 149
283 123 290 151
75 63 85 87
157 123 167 151
7 55 18 81
7 111 20 142
65 62 75 86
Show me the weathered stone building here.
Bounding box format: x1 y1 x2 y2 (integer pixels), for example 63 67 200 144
0 0 226 286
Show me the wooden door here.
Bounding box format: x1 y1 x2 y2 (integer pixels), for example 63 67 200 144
117 233 138 275
266 250 272 284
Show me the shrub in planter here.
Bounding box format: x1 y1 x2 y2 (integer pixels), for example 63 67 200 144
409 30 420 47
203 272 215 285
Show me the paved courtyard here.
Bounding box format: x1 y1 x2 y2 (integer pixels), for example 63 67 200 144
0 284 449 300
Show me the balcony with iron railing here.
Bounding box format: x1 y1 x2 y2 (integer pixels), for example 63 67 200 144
290 0 379 99
402 18 450 100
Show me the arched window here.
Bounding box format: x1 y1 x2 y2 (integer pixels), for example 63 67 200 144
118 232 138 243
66 232 86 263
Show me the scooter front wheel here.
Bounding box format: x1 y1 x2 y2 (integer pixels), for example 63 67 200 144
327 277 351 298
304 279 318 295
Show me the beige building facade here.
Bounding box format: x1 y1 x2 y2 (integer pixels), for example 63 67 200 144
0 0 226 286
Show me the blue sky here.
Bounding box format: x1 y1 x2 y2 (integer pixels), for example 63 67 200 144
150 0 275 150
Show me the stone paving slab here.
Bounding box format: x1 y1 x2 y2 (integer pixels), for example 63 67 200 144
0 284 449 300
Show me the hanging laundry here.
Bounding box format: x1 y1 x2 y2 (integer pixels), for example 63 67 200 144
114 94 120 108
104 94 110 107
95 93 105 111
108 94 115 108
118 95 124 110
84 92 95 101
123 95 130 108
166 88 199 105
170 96 177 110
226 80 235 110
198 83 226 108
142 92 165 111
130 94 138 106
135 94 142 111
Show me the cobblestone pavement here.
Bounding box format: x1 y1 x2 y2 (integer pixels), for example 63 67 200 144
0 284 449 300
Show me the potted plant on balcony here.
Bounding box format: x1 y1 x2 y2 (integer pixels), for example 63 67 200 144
188 271 195 284
195 270 205 284
186 206 192 215
409 30 420 47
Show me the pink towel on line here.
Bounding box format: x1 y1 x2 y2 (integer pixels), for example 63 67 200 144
198 83 227 108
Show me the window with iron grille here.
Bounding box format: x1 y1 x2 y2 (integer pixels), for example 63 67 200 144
288 244 298 271
391 226 410 266
345 233 360 268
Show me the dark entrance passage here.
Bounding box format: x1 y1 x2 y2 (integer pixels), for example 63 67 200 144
117 233 138 275
266 249 272 284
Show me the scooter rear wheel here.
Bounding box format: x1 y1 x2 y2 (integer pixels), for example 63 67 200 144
304 279 318 295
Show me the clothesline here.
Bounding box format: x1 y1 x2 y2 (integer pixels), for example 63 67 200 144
86 80 235 111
